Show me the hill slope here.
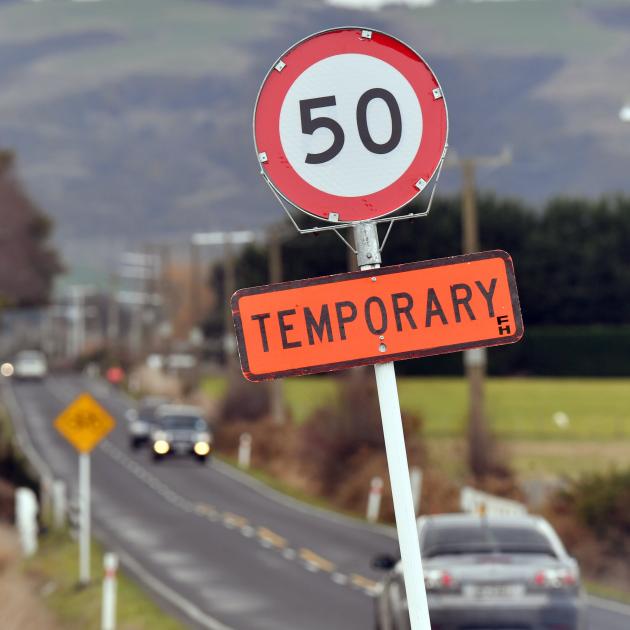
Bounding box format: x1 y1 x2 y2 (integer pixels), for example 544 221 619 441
0 0 628 268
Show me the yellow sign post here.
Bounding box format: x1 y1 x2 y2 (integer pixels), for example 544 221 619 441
55 393 115 585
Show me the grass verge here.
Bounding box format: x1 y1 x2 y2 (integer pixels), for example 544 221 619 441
25 529 185 630
585 580 630 607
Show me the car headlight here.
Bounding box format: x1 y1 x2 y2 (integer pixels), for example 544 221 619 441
1 363 14 377
153 440 170 455
194 442 211 456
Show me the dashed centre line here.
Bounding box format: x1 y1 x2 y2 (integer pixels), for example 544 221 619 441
99 438 379 597
257 527 287 549
299 548 336 573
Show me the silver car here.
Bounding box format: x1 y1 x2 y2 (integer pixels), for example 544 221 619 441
373 513 588 630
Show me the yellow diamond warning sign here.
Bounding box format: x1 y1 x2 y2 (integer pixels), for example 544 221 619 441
54 393 116 453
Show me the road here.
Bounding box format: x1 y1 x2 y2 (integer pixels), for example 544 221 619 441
5 374 630 630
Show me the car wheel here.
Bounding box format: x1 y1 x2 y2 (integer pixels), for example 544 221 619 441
131 438 141 450
152 453 163 463
196 455 207 465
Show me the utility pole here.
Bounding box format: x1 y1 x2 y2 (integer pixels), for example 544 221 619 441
268 227 285 424
107 274 119 360
447 148 512 478
222 236 238 373
189 241 201 330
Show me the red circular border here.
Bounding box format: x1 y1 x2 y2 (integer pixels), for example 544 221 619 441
254 27 448 223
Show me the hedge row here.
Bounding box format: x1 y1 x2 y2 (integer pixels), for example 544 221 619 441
396 326 630 377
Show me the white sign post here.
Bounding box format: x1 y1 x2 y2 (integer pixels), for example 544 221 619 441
79 452 91 585
355 222 431 630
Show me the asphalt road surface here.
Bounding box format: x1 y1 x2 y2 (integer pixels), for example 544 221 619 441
5 375 630 630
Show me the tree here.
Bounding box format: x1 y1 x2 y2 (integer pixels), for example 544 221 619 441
0 150 62 306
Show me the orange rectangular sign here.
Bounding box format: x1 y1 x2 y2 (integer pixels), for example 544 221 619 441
231 250 523 381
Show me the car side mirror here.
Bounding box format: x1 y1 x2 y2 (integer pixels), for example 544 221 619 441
372 553 398 571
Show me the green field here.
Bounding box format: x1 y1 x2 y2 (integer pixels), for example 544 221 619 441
203 376 630 440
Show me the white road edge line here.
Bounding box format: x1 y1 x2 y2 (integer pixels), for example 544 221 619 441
588 595 630 617
5 382 234 630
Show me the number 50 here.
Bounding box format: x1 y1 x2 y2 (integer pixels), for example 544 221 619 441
299 88 402 165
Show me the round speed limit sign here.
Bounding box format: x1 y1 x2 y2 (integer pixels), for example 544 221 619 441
254 27 448 223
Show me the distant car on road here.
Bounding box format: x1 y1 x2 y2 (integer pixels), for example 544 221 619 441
126 396 170 450
373 513 587 630
13 350 48 380
150 405 212 464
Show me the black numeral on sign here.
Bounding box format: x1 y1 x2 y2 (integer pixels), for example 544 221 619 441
300 96 345 164
299 89 402 164
356 88 402 155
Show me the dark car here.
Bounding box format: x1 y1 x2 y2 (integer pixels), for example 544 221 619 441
373 513 588 630
150 405 212 464
125 396 169 449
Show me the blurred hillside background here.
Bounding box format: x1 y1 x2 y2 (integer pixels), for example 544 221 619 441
1 0 629 274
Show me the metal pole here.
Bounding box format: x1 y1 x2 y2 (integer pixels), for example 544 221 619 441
268 229 285 424
223 236 238 373
79 452 91 585
107 274 119 355
353 222 431 630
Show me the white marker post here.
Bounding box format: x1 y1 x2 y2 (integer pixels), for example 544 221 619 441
366 476 384 523
238 432 252 470
79 452 91 585
410 467 423 516
52 479 67 529
101 552 119 630
354 222 432 630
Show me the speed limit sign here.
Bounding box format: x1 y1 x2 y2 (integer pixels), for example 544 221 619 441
254 27 448 223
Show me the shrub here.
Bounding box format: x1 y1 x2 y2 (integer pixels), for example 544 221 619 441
298 368 424 494
220 374 270 422
553 469 630 540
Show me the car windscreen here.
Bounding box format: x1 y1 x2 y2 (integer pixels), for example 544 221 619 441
138 405 161 421
160 415 206 431
16 351 44 362
422 524 556 558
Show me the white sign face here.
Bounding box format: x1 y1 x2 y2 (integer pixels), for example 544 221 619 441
279 54 423 198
